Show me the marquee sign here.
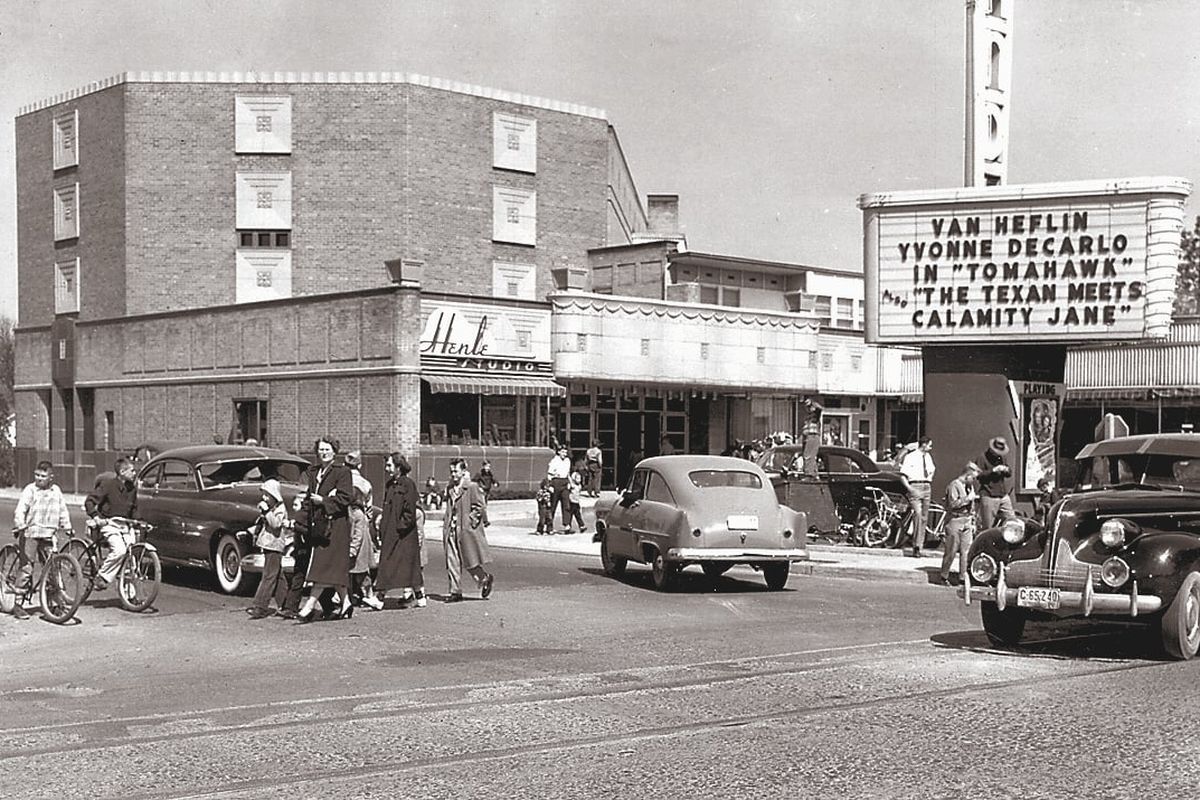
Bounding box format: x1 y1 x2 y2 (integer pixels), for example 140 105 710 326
419 299 552 374
860 177 1191 344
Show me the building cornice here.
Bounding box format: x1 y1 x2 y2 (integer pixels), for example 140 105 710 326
858 176 1192 209
19 71 607 120
14 363 421 392
550 291 820 330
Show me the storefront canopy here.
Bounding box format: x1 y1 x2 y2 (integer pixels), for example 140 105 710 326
422 372 566 397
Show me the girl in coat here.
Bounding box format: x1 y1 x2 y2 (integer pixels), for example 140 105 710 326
374 452 425 608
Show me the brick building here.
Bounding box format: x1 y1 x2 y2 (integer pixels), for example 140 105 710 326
13 71 652 488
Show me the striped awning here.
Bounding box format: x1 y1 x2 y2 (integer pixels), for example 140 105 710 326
422 373 566 397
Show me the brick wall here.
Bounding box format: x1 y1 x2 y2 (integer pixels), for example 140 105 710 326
15 85 126 328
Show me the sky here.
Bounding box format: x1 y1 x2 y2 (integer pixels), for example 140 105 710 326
1 0 1198 323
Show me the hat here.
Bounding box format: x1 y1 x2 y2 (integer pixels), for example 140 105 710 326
345 450 362 468
964 460 981 473
989 436 1010 455
261 479 283 503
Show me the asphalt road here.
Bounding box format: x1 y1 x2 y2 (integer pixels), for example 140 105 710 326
2 499 1198 798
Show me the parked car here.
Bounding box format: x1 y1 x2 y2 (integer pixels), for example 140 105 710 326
959 433 1200 659
756 444 908 526
593 455 808 591
132 445 313 594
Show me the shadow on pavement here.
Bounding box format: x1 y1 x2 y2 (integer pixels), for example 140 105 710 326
932 621 1168 662
577 565 786 594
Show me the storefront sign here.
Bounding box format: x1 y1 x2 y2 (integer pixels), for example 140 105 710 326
419 300 552 372
860 178 1190 344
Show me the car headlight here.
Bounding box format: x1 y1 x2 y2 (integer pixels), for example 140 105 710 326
1001 519 1026 545
970 553 997 584
1099 519 1127 548
1100 556 1131 588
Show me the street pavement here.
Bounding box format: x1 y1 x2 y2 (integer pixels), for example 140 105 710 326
0 486 951 585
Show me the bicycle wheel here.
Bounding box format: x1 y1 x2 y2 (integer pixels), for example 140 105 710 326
38 552 84 624
856 507 890 548
0 544 20 614
118 543 161 612
924 502 948 548
62 538 99 603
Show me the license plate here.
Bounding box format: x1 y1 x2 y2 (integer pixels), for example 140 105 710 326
726 515 758 531
1017 586 1061 610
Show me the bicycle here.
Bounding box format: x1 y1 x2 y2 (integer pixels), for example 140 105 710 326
0 527 85 624
853 487 947 549
62 517 162 612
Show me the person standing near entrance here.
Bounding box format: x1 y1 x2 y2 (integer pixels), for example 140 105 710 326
897 436 935 557
978 436 1015 529
585 440 603 497
546 445 572 535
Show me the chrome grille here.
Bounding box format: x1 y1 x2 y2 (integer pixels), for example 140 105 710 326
1005 538 1101 591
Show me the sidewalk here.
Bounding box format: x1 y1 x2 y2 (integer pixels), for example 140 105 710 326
0 488 949 586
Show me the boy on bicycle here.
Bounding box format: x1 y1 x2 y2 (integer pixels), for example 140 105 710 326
84 457 139 591
11 460 72 619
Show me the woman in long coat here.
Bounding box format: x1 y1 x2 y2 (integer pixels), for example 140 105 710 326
374 452 423 607
297 437 353 621
442 458 494 601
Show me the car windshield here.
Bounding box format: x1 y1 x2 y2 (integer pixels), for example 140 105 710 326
1074 453 1200 491
197 459 308 489
689 470 763 490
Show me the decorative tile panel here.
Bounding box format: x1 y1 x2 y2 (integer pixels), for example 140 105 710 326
53 183 79 240
235 172 292 229
54 258 80 314
235 95 292 154
492 260 536 300
493 112 536 173
53 110 79 169
235 250 292 303
492 187 536 246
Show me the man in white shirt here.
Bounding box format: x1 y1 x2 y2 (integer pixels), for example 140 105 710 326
546 446 572 534
897 436 936 557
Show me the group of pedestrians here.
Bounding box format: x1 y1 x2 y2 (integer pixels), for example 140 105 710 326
247 439 494 623
536 445 589 535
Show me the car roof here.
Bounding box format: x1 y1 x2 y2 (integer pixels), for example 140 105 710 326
637 455 770 476
144 445 311 466
1076 434 1200 460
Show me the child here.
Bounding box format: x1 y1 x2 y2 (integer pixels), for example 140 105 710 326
422 476 442 511
535 477 555 535
247 479 291 619
476 460 498 527
566 459 587 534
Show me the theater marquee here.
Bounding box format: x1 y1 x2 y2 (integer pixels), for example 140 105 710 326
859 177 1191 344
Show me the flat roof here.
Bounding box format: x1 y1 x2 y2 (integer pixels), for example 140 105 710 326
668 250 862 278
18 70 607 119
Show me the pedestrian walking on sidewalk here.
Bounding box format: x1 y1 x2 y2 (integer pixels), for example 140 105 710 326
546 445 572 535
374 452 425 609
442 458 495 602
565 459 587 533
345 451 381 611
897 436 935 557
585 440 603 497
295 438 354 623
940 461 981 584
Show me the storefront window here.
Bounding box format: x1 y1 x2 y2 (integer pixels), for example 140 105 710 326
421 384 559 447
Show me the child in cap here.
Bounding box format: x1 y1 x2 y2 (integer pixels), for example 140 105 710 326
535 477 554 534
247 478 292 619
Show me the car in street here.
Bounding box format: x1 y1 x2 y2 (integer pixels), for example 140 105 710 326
959 433 1200 659
756 444 908 529
593 455 808 591
132 445 313 594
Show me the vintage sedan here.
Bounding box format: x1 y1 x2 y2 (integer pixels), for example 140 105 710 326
959 433 1200 659
757 444 907 531
593 455 808 591
133 445 312 594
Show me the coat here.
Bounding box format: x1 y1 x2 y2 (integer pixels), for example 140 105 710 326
375 474 422 592
303 462 353 589
443 479 492 570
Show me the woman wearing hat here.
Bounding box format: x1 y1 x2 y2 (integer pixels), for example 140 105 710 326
246 478 291 619
978 436 1015 529
296 437 354 622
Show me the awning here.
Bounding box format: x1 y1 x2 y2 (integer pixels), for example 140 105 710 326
423 373 566 397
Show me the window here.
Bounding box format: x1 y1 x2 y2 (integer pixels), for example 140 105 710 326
236 172 292 230
159 459 197 490
645 472 675 504
627 469 649 499
53 110 79 170
851 354 863 372
54 184 79 240
808 350 818 368
837 298 855 329
235 95 292 154
492 187 537 245
821 352 833 370
493 112 537 172
238 230 290 248
813 295 832 326
688 470 763 490
577 333 588 352
54 258 80 314
233 399 268 445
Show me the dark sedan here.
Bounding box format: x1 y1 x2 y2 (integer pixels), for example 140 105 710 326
756 444 907 530
959 433 1200 659
133 445 312 594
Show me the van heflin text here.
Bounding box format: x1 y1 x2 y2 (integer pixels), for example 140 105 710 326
888 212 1144 330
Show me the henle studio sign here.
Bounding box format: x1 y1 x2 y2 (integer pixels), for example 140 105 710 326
859 177 1191 344
418 301 552 373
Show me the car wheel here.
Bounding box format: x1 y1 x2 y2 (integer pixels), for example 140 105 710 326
980 600 1027 647
701 562 732 580
650 551 677 592
1161 571 1200 660
213 533 248 595
762 562 789 591
600 536 627 578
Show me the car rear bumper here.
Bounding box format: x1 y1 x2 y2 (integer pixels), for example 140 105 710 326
667 547 808 562
957 584 1163 616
